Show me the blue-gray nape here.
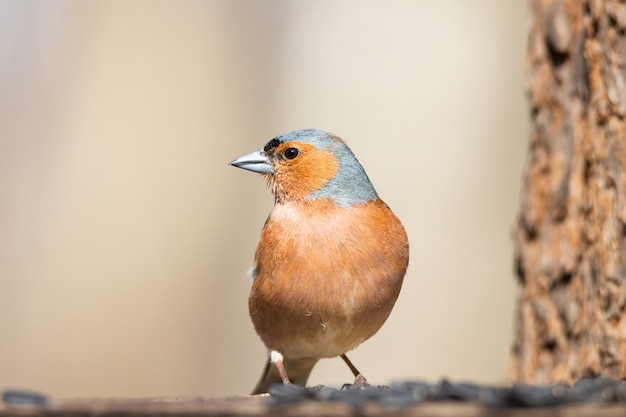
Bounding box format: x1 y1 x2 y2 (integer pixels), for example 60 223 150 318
273 129 379 207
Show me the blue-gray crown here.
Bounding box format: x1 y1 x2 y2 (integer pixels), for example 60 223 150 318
270 129 379 207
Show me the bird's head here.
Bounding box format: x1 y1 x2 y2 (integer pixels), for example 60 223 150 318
230 129 378 206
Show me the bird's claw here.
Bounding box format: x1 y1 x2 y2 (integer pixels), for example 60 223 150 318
341 373 372 390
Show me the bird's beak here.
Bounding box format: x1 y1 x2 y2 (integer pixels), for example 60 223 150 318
229 149 274 174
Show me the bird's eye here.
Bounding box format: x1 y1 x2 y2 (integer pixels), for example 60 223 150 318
284 147 299 160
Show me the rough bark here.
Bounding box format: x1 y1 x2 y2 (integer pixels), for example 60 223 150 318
510 0 626 383
2 396 626 417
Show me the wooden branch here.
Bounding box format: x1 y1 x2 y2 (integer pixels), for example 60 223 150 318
2 395 626 417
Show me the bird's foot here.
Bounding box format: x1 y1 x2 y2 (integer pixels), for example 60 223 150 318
341 373 372 390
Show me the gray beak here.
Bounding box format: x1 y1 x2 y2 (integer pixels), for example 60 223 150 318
229 149 274 174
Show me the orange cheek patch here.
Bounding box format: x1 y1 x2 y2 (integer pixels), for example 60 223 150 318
273 143 339 201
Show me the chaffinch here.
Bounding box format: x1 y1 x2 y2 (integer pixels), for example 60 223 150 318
230 129 409 394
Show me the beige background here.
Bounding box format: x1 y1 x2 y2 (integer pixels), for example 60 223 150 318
0 1 528 397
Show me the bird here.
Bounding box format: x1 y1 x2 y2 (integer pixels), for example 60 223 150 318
229 129 409 394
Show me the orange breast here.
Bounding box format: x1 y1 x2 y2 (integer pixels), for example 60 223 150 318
249 198 409 359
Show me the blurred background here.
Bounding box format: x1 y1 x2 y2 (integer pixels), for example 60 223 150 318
0 0 528 397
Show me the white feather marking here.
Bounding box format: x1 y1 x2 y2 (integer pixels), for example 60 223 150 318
246 265 257 282
270 350 283 364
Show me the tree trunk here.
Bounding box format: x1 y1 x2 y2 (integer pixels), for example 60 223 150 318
510 0 626 384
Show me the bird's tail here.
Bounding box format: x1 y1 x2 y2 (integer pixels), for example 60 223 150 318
251 356 319 395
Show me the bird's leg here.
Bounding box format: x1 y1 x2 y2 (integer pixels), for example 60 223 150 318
340 353 371 389
270 350 292 385
340 353 361 377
